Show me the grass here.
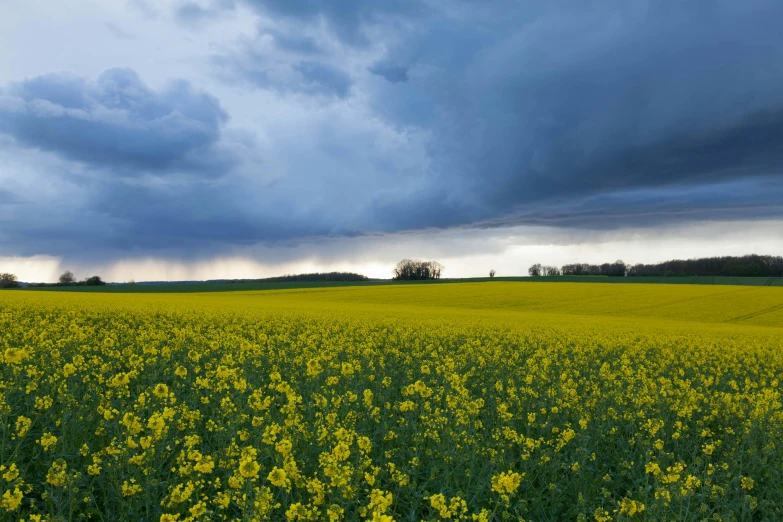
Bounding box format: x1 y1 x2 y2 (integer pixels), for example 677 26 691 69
19 276 783 293
24 280 393 293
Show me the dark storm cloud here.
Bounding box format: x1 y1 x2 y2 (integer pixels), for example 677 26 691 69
489 109 783 212
355 0 783 229
482 178 783 230
89 180 320 249
0 68 229 173
5 0 783 264
214 1 783 227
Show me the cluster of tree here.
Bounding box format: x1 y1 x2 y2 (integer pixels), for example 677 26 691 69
527 264 564 276
393 259 444 280
248 272 369 282
27 271 106 287
626 255 783 277
530 260 630 277
560 261 629 277
0 273 20 288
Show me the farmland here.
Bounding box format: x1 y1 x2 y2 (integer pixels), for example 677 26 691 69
1 283 783 521
22 275 783 293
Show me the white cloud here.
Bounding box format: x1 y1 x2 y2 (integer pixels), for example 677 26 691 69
0 256 62 282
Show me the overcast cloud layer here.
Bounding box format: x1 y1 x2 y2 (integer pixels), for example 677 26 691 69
1 0 782 279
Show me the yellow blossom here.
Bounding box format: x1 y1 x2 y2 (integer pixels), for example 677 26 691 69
0 487 23 511
39 432 58 451
491 471 523 495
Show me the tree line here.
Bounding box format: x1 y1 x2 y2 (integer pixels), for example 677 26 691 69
0 271 106 288
529 255 783 278
530 261 628 277
627 254 783 277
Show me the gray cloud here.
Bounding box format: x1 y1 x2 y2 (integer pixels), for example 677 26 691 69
4 0 783 266
175 2 212 24
175 0 236 26
0 188 18 205
354 1 783 227
0 68 229 173
292 61 352 98
241 0 426 46
368 62 408 83
216 1 783 214
212 38 353 97
105 22 136 40
263 29 322 55
481 178 783 230
127 0 159 18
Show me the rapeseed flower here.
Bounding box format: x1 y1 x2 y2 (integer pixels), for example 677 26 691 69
1 283 782 520
0 488 23 511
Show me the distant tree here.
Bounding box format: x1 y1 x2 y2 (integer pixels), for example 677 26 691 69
489 269 496 278
612 260 627 277
543 265 561 276
597 260 626 277
624 255 783 277
561 263 601 276
627 264 643 276
59 271 76 285
393 259 444 280
0 273 20 288
561 264 578 276
429 261 444 280
528 264 542 276
82 276 106 286
557 255 783 278
254 272 369 283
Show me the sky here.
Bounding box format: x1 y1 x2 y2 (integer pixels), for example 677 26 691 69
1 0 782 282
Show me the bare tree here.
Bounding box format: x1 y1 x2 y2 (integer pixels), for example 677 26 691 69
0 273 19 288
393 259 414 280
489 269 496 278
393 259 444 280
543 265 561 276
59 271 76 285
528 264 542 276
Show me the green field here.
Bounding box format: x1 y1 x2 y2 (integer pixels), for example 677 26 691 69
19 275 783 293
24 280 392 293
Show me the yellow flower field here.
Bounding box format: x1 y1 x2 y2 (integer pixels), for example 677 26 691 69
1 283 782 521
